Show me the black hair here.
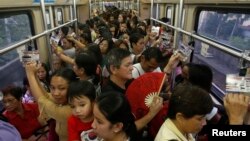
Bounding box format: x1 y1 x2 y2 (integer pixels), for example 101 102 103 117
0 113 8 122
132 28 147 36
99 27 113 40
186 63 213 92
68 80 96 102
61 26 69 36
167 83 213 119
75 53 97 76
39 62 50 86
99 37 115 54
96 92 138 141
51 68 78 84
86 19 95 29
129 33 144 48
74 52 99 85
1 85 23 101
86 43 103 65
80 33 92 44
141 47 163 63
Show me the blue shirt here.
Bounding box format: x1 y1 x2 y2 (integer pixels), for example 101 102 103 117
0 120 22 141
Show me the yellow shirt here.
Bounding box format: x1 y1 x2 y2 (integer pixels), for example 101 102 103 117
155 118 195 141
38 94 72 141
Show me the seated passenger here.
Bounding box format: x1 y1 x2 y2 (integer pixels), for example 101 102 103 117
92 91 138 141
155 83 213 141
2 85 44 140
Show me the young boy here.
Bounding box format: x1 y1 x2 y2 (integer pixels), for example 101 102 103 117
67 80 100 141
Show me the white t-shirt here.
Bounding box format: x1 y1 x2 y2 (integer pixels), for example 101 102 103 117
132 63 161 79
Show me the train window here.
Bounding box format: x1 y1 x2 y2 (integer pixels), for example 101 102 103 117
152 4 157 19
0 12 32 51
0 11 32 88
181 8 186 28
166 6 172 24
70 5 74 20
119 1 124 10
156 4 160 19
46 9 51 29
132 0 139 11
197 10 250 51
56 8 63 25
192 9 250 100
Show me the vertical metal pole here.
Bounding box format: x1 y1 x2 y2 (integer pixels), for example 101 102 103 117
178 0 184 28
70 6 73 20
150 0 154 25
174 0 184 48
49 6 54 28
171 0 184 89
89 0 92 18
123 0 125 10
137 0 140 15
94 0 96 9
73 0 78 33
102 1 104 12
40 0 48 31
156 3 159 19
40 0 54 70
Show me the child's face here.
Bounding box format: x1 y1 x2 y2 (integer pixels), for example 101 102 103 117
70 96 94 122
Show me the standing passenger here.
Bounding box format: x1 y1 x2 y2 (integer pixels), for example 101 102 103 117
92 91 138 141
67 80 100 141
155 83 213 141
129 33 145 64
132 47 163 78
102 48 163 133
25 63 77 141
37 62 50 92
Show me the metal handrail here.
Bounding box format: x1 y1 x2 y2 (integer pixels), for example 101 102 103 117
0 19 77 55
150 18 246 61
